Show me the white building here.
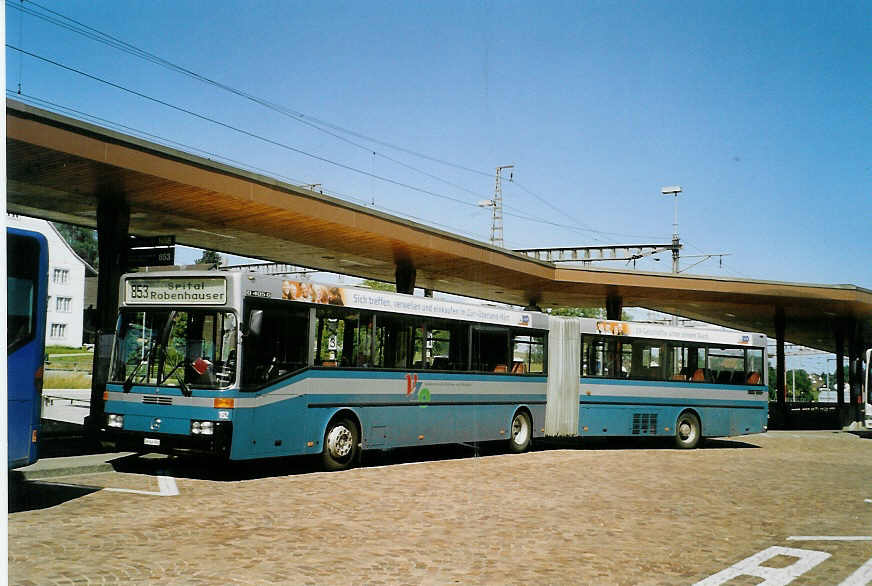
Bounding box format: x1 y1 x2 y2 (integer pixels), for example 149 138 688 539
7 215 96 348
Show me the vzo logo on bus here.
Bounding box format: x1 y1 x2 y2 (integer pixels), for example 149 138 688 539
405 374 431 408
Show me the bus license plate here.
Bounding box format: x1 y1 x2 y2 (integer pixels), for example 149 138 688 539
144 438 160 446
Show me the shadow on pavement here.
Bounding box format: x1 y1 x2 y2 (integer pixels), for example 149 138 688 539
9 475 101 513
539 436 760 451
104 435 760 482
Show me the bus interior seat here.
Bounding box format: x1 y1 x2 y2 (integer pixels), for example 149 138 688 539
746 371 761 385
716 370 732 384
431 357 449 370
691 368 707 382
511 361 527 374
493 364 508 373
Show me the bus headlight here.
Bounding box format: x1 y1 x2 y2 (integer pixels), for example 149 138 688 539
191 420 214 435
106 414 124 428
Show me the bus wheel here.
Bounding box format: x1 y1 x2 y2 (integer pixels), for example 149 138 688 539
322 417 360 471
674 411 701 449
509 410 533 453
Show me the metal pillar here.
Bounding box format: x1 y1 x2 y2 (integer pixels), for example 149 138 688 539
395 261 416 295
86 196 130 429
606 294 623 321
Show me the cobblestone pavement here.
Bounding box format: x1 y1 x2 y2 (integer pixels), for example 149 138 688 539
8 431 872 585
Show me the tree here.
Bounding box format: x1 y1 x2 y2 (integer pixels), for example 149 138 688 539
786 369 813 401
53 222 98 269
195 249 223 266
768 367 815 401
549 306 632 321
361 279 396 292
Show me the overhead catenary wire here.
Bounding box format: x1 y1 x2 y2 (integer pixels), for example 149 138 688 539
9 0 666 245
7 0 493 179
508 179 668 242
10 0 683 249
10 46 660 247
7 45 485 212
8 90 494 244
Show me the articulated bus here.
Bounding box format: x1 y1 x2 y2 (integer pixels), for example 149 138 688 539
7 227 48 469
101 271 768 469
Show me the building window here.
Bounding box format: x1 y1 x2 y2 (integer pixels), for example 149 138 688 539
52 268 70 284
50 323 67 338
56 297 72 313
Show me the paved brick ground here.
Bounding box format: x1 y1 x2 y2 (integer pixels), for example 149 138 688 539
8 431 872 584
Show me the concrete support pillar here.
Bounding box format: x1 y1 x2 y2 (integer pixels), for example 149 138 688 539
395 261 416 295
834 322 845 413
775 308 786 405
848 323 860 423
86 196 129 428
835 324 845 409
606 294 623 321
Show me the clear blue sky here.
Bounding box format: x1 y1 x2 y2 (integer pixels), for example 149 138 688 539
6 0 871 290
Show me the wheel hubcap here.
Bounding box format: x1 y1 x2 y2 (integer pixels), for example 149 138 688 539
512 415 529 446
327 425 353 458
679 421 693 441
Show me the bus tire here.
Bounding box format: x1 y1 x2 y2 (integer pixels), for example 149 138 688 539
508 410 533 453
674 411 701 449
322 416 360 471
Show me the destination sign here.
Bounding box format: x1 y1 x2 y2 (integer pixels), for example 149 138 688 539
125 277 227 305
126 235 176 268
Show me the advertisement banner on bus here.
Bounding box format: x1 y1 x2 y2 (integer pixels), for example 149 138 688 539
281 279 532 327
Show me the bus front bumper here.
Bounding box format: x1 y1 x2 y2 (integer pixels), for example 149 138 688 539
100 423 232 458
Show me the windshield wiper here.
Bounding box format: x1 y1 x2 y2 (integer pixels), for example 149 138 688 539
123 312 175 392
123 340 160 392
158 360 192 397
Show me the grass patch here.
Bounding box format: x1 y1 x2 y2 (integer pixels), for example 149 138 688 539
45 345 93 355
45 355 93 370
44 371 91 389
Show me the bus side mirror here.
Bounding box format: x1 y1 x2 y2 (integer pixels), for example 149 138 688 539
246 310 264 337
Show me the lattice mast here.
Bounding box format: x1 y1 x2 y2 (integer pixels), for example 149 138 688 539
491 165 513 247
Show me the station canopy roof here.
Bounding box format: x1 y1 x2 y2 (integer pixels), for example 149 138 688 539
7 100 871 354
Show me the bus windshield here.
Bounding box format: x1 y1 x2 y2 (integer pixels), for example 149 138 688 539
7 233 40 353
110 309 238 390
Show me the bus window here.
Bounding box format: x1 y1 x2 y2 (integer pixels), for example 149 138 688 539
746 347 764 385
583 336 617 377
315 308 373 367
630 340 663 380
618 340 632 378
7 234 40 352
512 332 546 374
472 326 509 373
242 304 309 387
373 314 414 369
418 319 465 370
666 343 705 381
707 346 745 385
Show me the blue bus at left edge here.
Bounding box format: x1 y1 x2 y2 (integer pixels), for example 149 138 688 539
7 227 48 469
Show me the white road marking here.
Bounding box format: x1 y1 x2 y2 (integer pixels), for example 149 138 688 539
104 475 179 497
839 558 872 586
694 546 831 586
787 536 872 542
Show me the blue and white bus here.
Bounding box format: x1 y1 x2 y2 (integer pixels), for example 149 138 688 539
101 271 768 469
7 227 48 469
